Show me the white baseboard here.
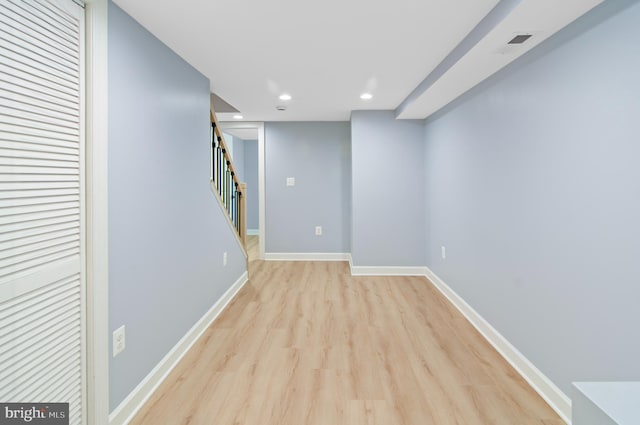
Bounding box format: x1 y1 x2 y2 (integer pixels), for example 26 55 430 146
246 229 259 236
264 252 350 261
109 271 249 425
350 266 428 276
348 255 428 276
424 267 571 424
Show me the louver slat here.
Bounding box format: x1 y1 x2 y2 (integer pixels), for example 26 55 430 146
0 0 84 423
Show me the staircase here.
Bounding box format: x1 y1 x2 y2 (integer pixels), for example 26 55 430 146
210 107 247 254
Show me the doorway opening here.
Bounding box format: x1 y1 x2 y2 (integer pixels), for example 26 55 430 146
218 122 265 260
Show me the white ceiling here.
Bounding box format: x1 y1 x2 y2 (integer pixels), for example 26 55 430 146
397 0 603 119
221 127 259 141
113 0 602 122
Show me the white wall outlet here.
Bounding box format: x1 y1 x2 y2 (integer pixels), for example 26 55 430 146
441 246 446 259
315 226 322 236
223 252 228 266
286 177 295 187
113 325 125 357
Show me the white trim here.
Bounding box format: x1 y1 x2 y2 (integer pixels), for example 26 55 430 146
264 252 350 261
76 1 88 421
257 124 266 261
348 256 428 276
216 121 265 260
424 267 571 424
85 1 109 424
109 271 249 425
350 266 429 276
247 229 259 236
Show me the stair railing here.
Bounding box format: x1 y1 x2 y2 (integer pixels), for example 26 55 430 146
210 109 247 250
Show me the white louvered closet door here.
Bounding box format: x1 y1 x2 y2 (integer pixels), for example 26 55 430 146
0 0 85 424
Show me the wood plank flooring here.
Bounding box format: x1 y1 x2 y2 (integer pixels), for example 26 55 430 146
246 234 259 262
130 240 562 425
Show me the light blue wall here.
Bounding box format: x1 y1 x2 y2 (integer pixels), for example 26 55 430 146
265 122 350 253
222 131 234 162
351 111 427 267
424 0 640 397
244 140 259 231
230 136 245 182
108 3 246 411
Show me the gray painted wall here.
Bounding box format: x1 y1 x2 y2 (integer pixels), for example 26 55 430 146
230 135 245 182
351 111 427 267
244 140 259 231
423 0 640 397
265 122 350 253
222 131 234 164
108 3 246 411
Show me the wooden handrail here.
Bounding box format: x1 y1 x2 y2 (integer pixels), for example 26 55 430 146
210 110 241 186
209 107 247 252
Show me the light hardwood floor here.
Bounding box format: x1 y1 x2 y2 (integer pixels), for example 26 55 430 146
131 240 562 425
246 235 259 262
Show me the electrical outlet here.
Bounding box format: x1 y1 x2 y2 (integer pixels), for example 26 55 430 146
286 177 295 187
113 325 125 357
315 226 322 236
223 252 228 266
441 246 446 259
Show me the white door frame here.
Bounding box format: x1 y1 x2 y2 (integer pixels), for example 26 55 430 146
85 1 109 424
218 122 265 260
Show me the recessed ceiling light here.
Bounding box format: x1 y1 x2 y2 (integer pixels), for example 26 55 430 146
233 115 243 120
279 94 292 101
360 93 373 100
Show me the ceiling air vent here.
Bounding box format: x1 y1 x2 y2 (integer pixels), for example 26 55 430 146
508 34 532 45
276 105 287 111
